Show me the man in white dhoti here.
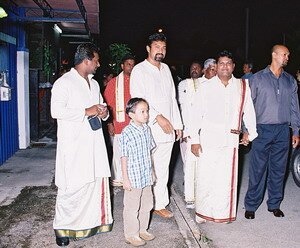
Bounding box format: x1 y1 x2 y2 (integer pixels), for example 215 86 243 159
190 50 257 223
130 33 183 218
178 61 202 209
51 43 113 246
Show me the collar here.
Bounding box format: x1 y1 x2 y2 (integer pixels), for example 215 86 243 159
71 68 94 80
263 66 287 78
144 59 165 71
130 121 147 131
216 75 236 86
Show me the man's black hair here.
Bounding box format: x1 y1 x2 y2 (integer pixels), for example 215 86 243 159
244 61 254 69
190 60 203 68
121 54 135 64
147 33 167 47
216 50 235 64
126 97 149 116
74 43 99 66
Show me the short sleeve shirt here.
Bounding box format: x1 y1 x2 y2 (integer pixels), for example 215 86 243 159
119 122 156 188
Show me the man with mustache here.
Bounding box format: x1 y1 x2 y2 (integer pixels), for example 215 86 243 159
130 33 183 218
178 61 203 209
51 43 112 246
201 58 217 80
190 50 257 223
244 45 300 219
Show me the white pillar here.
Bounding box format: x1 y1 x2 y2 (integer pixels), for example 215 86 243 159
17 51 30 149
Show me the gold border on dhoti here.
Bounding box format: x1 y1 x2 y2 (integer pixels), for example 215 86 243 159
55 224 112 239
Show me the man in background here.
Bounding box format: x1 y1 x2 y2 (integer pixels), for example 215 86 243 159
242 61 254 79
178 61 202 209
104 54 135 187
202 58 217 80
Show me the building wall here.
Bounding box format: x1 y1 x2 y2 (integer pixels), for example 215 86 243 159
0 43 19 165
0 12 20 165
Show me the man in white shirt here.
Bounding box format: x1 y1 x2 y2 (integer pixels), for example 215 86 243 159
178 61 202 209
51 43 113 246
130 33 183 218
190 50 257 223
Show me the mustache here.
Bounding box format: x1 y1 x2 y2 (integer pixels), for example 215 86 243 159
154 53 164 61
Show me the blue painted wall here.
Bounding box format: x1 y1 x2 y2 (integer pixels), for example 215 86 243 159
0 10 20 165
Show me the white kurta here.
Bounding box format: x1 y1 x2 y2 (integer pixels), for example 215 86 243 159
190 76 257 222
51 68 111 192
178 78 204 137
51 68 113 235
130 60 183 143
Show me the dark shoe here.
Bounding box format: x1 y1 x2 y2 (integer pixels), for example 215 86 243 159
268 209 284 217
56 237 69 246
245 211 255 219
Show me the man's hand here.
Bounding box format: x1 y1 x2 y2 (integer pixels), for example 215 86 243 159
107 123 115 136
85 104 108 119
175 130 182 141
191 144 202 157
181 137 188 143
85 104 100 116
156 114 174 134
97 104 108 119
292 135 300 148
240 132 250 146
181 136 191 143
123 178 132 191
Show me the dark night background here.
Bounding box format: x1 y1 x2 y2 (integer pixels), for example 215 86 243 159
99 0 300 78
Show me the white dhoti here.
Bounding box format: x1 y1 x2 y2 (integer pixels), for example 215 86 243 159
180 138 198 203
152 142 174 210
195 147 238 223
110 134 123 185
53 177 113 239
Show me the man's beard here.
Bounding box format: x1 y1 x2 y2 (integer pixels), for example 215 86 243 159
191 71 199 78
282 61 288 67
154 53 164 62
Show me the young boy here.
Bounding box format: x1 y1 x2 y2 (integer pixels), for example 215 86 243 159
119 97 156 247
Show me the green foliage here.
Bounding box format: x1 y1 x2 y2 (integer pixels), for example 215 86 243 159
43 44 55 81
108 43 132 74
29 41 55 81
